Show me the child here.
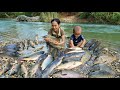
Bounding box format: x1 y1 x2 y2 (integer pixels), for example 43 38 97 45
69 26 86 48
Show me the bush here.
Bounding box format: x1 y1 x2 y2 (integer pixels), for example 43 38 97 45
39 12 59 22
79 12 120 24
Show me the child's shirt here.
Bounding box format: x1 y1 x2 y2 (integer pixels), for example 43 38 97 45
70 34 85 46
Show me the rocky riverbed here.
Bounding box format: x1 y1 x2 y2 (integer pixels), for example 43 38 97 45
0 37 120 78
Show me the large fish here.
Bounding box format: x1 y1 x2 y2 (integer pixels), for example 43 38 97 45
65 50 85 54
34 66 42 78
5 51 19 57
52 70 87 78
41 56 64 78
64 47 82 53
3 44 18 50
43 35 65 50
56 61 82 70
41 55 53 70
21 55 41 61
19 50 44 58
63 56 82 63
80 50 92 65
36 53 48 64
84 39 96 48
64 52 85 59
88 41 101 51
63 49 85 62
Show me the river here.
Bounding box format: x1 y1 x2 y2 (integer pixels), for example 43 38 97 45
0 19 120 52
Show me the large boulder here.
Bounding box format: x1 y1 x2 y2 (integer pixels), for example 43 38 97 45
16 15 40 22
16 15 29 22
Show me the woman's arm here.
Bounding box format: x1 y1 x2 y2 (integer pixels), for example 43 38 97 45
53 29 65 45
69 40 75 48
55 35 65 45
44 29 52 42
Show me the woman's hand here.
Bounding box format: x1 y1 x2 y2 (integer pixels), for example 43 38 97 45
53 41 60 45
44 38 50 42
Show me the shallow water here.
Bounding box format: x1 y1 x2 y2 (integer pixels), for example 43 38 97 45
0 19 120 52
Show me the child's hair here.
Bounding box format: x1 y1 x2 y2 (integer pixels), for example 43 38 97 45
51 18 61 25
73 26 82 33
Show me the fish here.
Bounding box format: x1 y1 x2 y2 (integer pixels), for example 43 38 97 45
5 51 19 57
29 40 35 48
63 50 85 62
17 42 24 51
19 50 44 58
65 50 85 54
20 63 28 78
21 41 26 50
34 66 42 78
88 41 101 51
36 53 48 64
34 34 39 45
20 54 42 61
41 55 53 70
43 35 65 50
64 47 82 53
80 50 92 65
52 70 87 78
29 63 42 78
84 39 96 48
41 56 64 78
33 46 44 52
4 48 17 53
9 62 22 75
64 52 85 59
3 44 18 50
63 56 82 63
56 61 82 70
39 40 46 44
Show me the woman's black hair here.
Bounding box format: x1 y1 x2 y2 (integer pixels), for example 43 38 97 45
51 18 61 25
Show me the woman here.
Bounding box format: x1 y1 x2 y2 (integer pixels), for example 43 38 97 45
44 18 66 59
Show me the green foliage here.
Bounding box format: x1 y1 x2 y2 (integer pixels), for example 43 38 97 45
0 12 59 22
79 12 91 19
79 12 120 24
1 12 120 24
39 12 59 22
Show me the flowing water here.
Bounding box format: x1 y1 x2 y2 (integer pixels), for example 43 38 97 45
0 19 120 52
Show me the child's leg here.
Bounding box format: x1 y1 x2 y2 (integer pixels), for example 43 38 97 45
77 40 86 48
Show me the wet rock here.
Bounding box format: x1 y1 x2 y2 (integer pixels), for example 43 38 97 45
16 15 40 22
91 64 115 75
88 70 115 78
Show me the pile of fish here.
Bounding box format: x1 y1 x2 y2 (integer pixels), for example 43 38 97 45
0 37 120 78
